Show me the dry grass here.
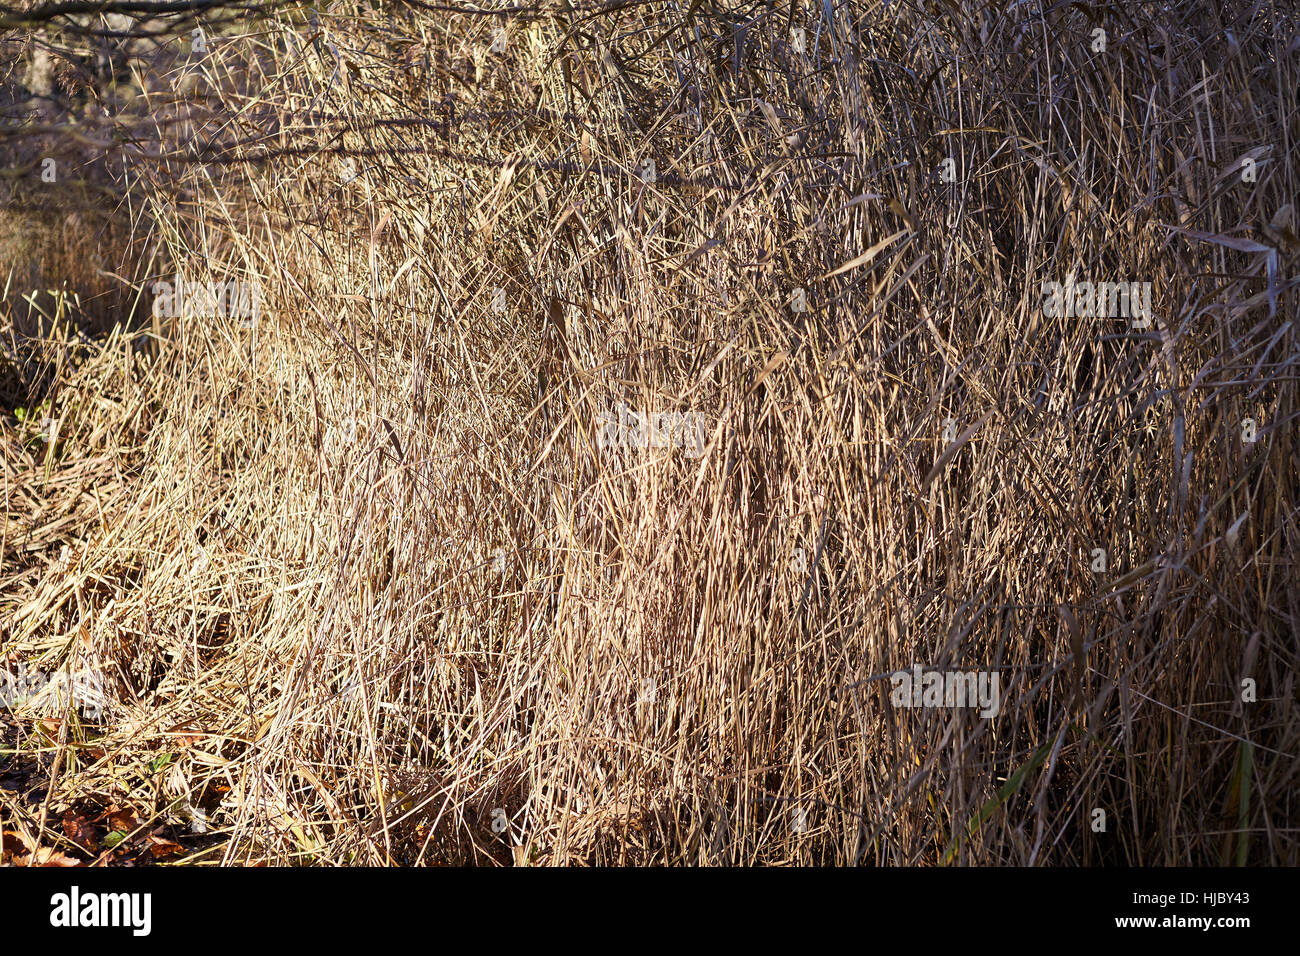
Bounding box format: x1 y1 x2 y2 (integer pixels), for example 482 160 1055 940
1 0 1297 865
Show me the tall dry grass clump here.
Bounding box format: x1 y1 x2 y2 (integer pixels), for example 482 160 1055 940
2 0 1297 865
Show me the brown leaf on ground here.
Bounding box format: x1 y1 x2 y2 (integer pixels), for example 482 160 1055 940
147 832 184 858
1 828 34 865
62 810 98 853
20 846 83 866
164 724 207 748
2 828 33 849
105 805 142 835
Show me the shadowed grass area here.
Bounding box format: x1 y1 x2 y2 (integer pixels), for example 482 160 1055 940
1 0 1297 866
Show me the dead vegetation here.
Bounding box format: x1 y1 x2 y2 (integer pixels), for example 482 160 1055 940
1 0 1297 865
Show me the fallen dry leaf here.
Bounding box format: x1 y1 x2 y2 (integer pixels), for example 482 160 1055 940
106 806 143 834
2 828 34 850
62 810 98 853
21 846 83 866
147 832 185 858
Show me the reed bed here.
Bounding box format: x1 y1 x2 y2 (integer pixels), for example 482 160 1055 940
1 0 1296 865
